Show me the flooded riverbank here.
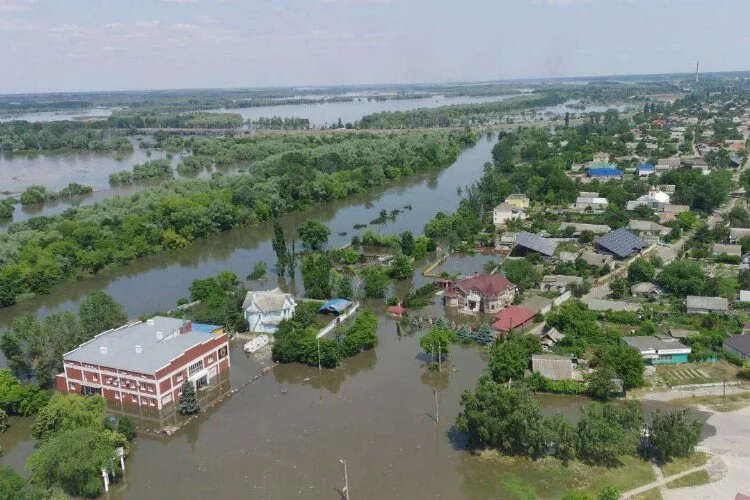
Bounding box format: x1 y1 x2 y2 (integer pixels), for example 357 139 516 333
0 135 496 331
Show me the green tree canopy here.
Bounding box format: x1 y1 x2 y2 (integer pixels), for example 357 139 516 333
298 220 331 252
646 409 702 464
78 291 127 336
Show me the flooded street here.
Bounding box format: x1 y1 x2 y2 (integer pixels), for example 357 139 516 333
0 132 713 499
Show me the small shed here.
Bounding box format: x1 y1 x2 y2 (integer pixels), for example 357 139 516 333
532 354 574 380
318 298 353 315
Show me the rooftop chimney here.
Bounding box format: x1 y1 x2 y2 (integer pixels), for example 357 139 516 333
156 331 163 341
146 318 155 326
99 346 108 355
135 345 143 354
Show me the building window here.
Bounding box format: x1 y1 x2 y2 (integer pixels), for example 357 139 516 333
218 346 228 359
188 360 203 377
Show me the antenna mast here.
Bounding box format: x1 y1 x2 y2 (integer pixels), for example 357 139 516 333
695 60 699 84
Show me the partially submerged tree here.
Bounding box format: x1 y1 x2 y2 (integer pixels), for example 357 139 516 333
177 381 200 415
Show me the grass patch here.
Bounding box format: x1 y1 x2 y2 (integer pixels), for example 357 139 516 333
458 452 656 499
657 361 739 387
665 469 711 489
631 488 663 500
661 452 710 477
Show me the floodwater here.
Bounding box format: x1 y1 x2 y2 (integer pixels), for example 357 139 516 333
209 94 516 127
0 133 708 499
0 107 116 123
0 135 495 330
0 302 709 500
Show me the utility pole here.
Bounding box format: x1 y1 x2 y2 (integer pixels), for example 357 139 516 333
317 337 321 371
437 339 442 372
434 389 440 424
338 458 350 500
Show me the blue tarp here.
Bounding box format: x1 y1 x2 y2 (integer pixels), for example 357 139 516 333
318 298 352 314
637 163 654 172
192 323 222 334
588 166 623 177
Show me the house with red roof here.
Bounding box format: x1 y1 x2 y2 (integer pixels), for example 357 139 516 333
442 274 517 314
492 306 536 333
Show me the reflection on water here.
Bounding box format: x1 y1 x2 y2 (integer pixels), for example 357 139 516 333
0 136 496 332
209 94 515 127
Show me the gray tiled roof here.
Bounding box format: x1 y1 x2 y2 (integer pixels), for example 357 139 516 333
515 231 558 257
595 228 646 258
64 316 217 374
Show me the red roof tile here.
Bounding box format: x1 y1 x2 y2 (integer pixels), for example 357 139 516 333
492 306 536 332
457 274 514 298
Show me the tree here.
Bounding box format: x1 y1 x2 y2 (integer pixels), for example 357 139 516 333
419 324 456 360
456 381 549 457
656 260 708 297
247 261 267 280
502 258 541 291
78 291 127 336
627 257 655 284
301 253 333 299
646 409 702 463
271 222 288 277
361 265 390 298
609 277 628 299
0 370 49 416
595 344 644 389
32 393 107 442
177 380 200 415
586 366 618 401
546 412 577 464
0 465 43 500
488 334 539 383
2 313 87 388
0 408 7 433
577 402 643 465
399 231 415 256
389 253 413 279
298 220 330 252
27 427 126 498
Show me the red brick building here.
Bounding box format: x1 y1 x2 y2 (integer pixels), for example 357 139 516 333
55 316 230 410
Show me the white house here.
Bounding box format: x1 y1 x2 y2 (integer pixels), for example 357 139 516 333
242 288 297 333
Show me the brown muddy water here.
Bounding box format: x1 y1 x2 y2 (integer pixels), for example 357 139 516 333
0 302 710 499
0 134 712 498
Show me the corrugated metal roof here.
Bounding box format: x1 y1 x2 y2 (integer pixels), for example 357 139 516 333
64 316 218 374
319 298 353 314
515 231 558 256
724 334 750 356
595 228 646 258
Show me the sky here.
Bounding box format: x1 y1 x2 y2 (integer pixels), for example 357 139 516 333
1 0 749 94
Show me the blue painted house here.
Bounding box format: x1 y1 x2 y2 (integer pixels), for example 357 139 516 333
587 165 623 179
636 163 655 176
622 336 691 364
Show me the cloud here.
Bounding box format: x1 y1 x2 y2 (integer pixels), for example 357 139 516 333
0 0 36 12
103 23 122 29
135 20 161 28
160 0 199 3
173 23 196 30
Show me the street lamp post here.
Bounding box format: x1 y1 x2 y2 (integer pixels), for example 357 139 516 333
338 458 349 500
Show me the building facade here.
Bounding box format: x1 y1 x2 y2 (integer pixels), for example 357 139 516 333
243 288 297 334
55 317 230 411
443 274 516 314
